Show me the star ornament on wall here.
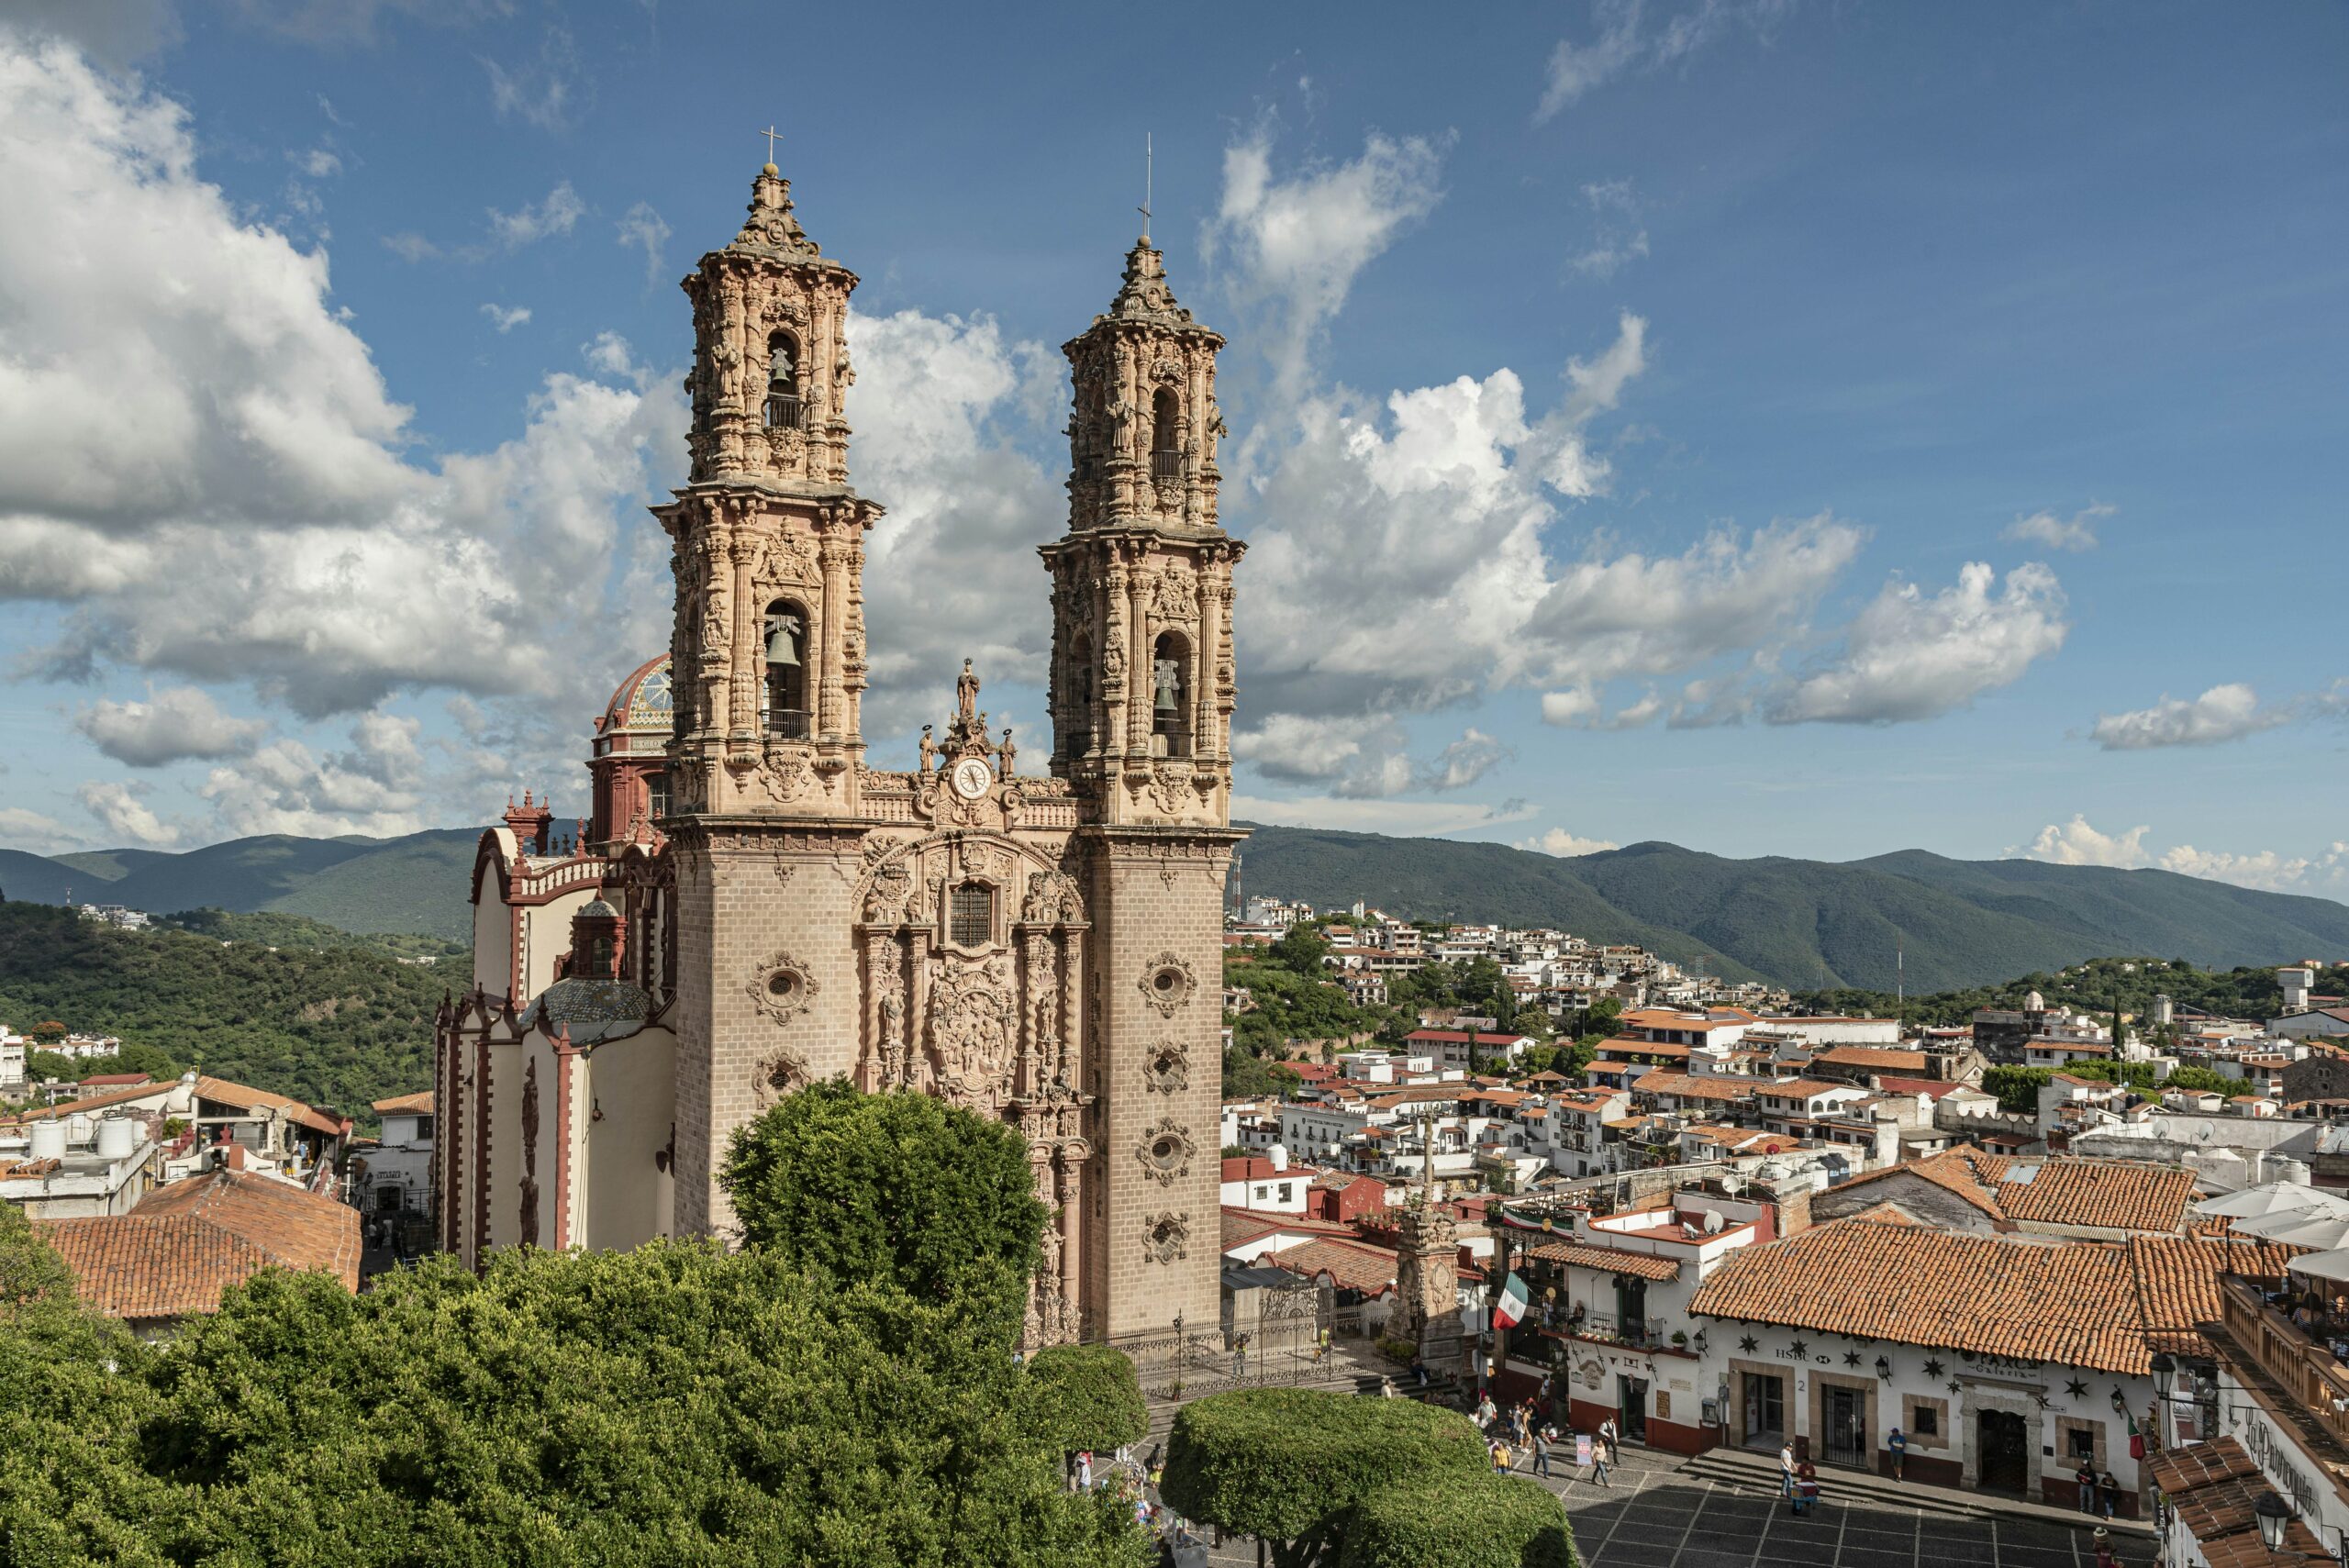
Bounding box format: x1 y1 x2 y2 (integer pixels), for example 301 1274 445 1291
1843 1351 1862 1369
1789 1339 1808 1358
1923 1358 1944 1378
2066 1379 2088 1399
1740 1335 1758 1353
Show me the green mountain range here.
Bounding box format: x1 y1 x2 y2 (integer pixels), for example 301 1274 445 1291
6 823 2345 994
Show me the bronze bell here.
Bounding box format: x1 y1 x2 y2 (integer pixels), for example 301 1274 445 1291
764 612 801 665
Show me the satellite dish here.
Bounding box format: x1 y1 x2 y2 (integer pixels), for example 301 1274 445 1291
1703 1210 1725 1234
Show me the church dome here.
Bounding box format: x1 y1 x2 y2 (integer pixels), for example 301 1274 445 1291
521 975 652 1043
602 655 674 737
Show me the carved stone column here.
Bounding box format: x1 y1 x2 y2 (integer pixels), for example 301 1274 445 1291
817 527 848 740
1058 926 1085 1087
1101 562 1129 756
728 517 758 738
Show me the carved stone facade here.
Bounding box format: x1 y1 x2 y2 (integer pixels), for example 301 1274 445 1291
655 179 1240 1344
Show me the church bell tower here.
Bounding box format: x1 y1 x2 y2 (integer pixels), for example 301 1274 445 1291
658 161 880 1235
1043 233 1245 1336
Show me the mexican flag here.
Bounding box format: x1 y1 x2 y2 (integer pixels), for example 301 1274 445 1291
1494 1272 1531 1329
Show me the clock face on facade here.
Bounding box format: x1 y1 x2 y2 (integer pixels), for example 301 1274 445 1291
950 758 992 800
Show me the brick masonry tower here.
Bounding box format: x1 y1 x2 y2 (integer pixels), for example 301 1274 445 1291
1043 232 1245 1337
658 161 880 1236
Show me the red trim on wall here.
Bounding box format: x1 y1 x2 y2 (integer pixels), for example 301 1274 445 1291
473 1033 491 1263
551 1041 581 1248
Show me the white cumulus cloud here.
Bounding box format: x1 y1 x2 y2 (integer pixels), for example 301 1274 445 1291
2004 502 2112 553
480 303 531 332
76 779 179 846
73 685 266 766
2021 815 2151 869
1770 562 2067 724
1517 827 1620 857
2090 683 2285 751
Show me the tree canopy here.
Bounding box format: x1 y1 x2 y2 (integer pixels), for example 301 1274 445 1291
1024 1342 1149 1456
721 1077 1047 1319
1339 1469 1576 1568
0 1096 1149 1567
1161 1388 1500 1568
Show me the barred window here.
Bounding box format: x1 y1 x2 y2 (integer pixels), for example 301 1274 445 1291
950 883 993 947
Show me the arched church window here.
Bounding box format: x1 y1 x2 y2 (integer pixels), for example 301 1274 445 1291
763 599 810 739
949 882 994 948
1151 630 1191 757
764 334 802 429
590 934 614 976
645 769 669 823
1151 386 1181 481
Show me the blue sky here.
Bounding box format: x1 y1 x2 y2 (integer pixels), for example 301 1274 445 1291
1 0 2343 895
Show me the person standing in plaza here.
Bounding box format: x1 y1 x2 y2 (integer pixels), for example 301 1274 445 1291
1532 1425 1554 1479
1587 1428 1612 1488
1888 1424 1907 1481
2098 1470 2120 1519
1779 1440 1798 1498
1793 1458 1819 1517
2075 1460 2097 1513
1599 1414 1620 1463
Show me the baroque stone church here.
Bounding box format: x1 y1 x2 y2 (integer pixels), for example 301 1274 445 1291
431 159 1243 1343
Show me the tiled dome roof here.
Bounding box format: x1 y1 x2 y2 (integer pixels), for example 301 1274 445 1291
521 976 652 1043
602 655 674 736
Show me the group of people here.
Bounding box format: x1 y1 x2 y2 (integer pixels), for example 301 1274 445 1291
1469 1388 1619 1486
2075 1461 2124 1518
1776 1442 1821 1514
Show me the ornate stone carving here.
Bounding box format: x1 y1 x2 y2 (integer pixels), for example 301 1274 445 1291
1142 1210 1192 1264
748 951 818 1025
755 751 813 804
1141 1039 1189 1095
1133 1118 1195 1186
1147 763 1188 816
862 858 914 925
519 1057 541 1249
752 1042 809 1106
1019 869 1083 926
1138 951 1197 1017
927 953 1017 1114
1150 565 1197 620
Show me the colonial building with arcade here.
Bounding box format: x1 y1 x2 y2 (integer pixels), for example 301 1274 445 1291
432 158 1243 1345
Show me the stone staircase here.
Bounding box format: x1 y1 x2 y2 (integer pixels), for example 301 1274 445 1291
1672 1445 2154 1536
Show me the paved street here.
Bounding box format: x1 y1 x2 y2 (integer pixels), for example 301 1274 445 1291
1174 1447 2143 1568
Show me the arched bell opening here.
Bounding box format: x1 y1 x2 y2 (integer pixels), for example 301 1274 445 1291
762 598 812 739
763 333 803 429
1150 629 1191 758
1064 630 1094 758
1150 386 1181 483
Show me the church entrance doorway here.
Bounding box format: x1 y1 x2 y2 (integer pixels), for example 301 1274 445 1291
1977 1408 2031 1495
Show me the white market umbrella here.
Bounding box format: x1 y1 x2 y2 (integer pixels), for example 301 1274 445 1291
2287 1250 2349 1288
2253 1214 2349 1252
2198 1184 2349 1222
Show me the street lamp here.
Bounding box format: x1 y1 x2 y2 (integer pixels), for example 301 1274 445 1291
2256 1492 2293 1555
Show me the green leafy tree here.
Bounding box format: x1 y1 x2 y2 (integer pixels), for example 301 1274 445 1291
1023 1343 1148 1456
28 1020 66 1043
722 1078 1046 1318
1982 1065 2052 1113
2163 1066 2239 1096
1222 1050 1303 1101
1270 924 1332 975
24 1049 75 1083
1338 1469 1576 1568
1162 1388 1488 1568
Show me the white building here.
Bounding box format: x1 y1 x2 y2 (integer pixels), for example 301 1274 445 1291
351 1091 436 1220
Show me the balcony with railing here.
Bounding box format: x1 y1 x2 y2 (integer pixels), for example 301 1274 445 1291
763 392 804 430
2217 1274 2349 1452
1151 449 1182 482
767 707 812 740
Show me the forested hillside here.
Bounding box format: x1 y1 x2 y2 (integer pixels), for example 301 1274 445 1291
1238 828 2349 992
0 904 442 1122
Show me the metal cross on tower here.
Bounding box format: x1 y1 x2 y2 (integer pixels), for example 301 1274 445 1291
759 125 781 165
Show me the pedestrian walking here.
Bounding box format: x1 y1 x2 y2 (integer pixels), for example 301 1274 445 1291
1475 1393 1497 1429
1778 1440 1798 1499
1588 1429 1612 1488
2076 1461 2098 1514
1490 1438 1512 1474
1077 1451 1093 1492
1532 1427 1553 1478
1599 1415 1620 1464
1888 1425 1907 1481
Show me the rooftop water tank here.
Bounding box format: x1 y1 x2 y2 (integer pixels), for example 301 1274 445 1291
28 1121 67 1162
95 1118 137 1160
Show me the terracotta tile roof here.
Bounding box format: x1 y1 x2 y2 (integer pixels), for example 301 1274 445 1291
1628 1070 1758 1104
1264 1236 1400 1296
1999 1160 2195 1232
2146 1436 2259 1496
1823 1147 2013 1219
371 1090 435 1116
1754 1078 1861 1100
1524 1240 1682 1281
1594 1037 1692 1059
1813 1048 1932 1074
195 1076 348 1138
78 1073 154 1087
1687 1219 2296 1374
39 1168 359 1319
14 1081 177 1120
